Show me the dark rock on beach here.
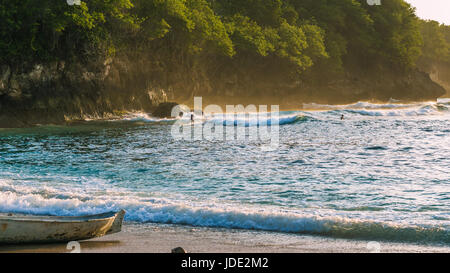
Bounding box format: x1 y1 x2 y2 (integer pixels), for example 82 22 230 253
171 247 187 253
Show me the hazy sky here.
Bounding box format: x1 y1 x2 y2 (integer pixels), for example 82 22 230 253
405 0 450 25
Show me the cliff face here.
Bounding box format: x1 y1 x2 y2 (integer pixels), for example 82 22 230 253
0 55 446 128
0 58 170 127
426 62 450 97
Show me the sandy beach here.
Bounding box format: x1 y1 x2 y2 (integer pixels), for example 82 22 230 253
0 223 449 253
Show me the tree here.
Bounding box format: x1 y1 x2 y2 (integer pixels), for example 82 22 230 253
0 0 136 67
363 0 423 69
419 20 450 64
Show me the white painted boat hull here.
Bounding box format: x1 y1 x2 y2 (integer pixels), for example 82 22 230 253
0 210 125 244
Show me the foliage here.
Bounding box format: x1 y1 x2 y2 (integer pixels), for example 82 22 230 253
0 0 136 66
0 0 447 75
419 20 450 64
363 0 423 68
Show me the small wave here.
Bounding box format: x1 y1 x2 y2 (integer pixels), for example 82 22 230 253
302 101 449 117
119 112 311 127
215 114 310 127
303 101 424 110
290 159 308 164
120 113 175 123
334 106 445 117
436 104 449 111
0 186 448 245
365 146 388 151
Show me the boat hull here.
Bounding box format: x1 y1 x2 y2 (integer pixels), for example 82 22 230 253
0 210 125 244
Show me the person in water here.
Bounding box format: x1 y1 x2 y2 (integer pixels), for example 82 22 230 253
341 114 345 120
191 113 194 122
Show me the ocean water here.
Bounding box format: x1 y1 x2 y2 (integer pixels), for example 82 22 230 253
0 99 449 245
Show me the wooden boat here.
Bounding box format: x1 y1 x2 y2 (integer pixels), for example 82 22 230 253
0 210 125 244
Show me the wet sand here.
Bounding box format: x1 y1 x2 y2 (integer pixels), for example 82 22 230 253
0 223 449 253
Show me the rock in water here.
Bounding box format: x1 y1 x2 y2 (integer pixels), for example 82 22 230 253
171 247 187 253
152 102 180 118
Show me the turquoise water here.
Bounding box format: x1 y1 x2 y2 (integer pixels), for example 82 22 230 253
0 100 449 245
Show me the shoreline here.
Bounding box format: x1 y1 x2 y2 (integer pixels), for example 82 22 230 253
1 222 449 253
0 98 448 129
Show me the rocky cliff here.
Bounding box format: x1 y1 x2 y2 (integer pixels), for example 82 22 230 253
0 55 446 128
0 57 170 127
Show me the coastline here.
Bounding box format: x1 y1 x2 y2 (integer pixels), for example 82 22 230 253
0 97 448 129
1 223 449 253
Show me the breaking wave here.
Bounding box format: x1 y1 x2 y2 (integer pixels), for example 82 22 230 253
0 179 448 245
114 100 449 125
118 112 310 126
303 100 449 117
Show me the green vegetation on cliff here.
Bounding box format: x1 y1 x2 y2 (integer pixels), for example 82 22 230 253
0 0 428 72
0 0 137 66
419 20 450 66
0 0 449 126
417 20 450 96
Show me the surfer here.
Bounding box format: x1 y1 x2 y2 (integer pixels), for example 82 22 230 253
191 113 194 123
341 114 344 120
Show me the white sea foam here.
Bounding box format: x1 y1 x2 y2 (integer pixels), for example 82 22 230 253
303 101 433 110
0 179 448 244
117 101 449 124
120 112 305 126
302 101 449 117
209 113 305 126
121 112 174 123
